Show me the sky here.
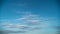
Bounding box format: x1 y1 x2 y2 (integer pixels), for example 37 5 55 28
0 0 60 34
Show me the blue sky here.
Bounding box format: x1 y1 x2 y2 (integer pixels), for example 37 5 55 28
0 0 59 34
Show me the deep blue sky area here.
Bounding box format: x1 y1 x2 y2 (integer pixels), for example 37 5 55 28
0 0 59 19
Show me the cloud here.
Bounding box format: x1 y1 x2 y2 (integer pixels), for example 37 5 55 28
3 24 30 29
30 27 41 30
2 23 41 31
11 12 49 29
1 12 50 33
15 12 32 20
16 24 29 29
16 16 28 20
0 30 26 33
8 30 26 33
26 20 40 24
2 24 15 28
15 13 41 25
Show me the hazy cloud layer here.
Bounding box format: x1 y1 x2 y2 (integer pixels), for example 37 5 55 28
0 12 50 34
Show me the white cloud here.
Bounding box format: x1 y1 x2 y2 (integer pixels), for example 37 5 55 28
3 24 29 29
16 24 29 29
1 12 51 33
27 20 40 23
13 12 49 28
16 16 28 20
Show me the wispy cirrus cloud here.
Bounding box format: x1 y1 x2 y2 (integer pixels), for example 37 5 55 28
0 12 50 34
